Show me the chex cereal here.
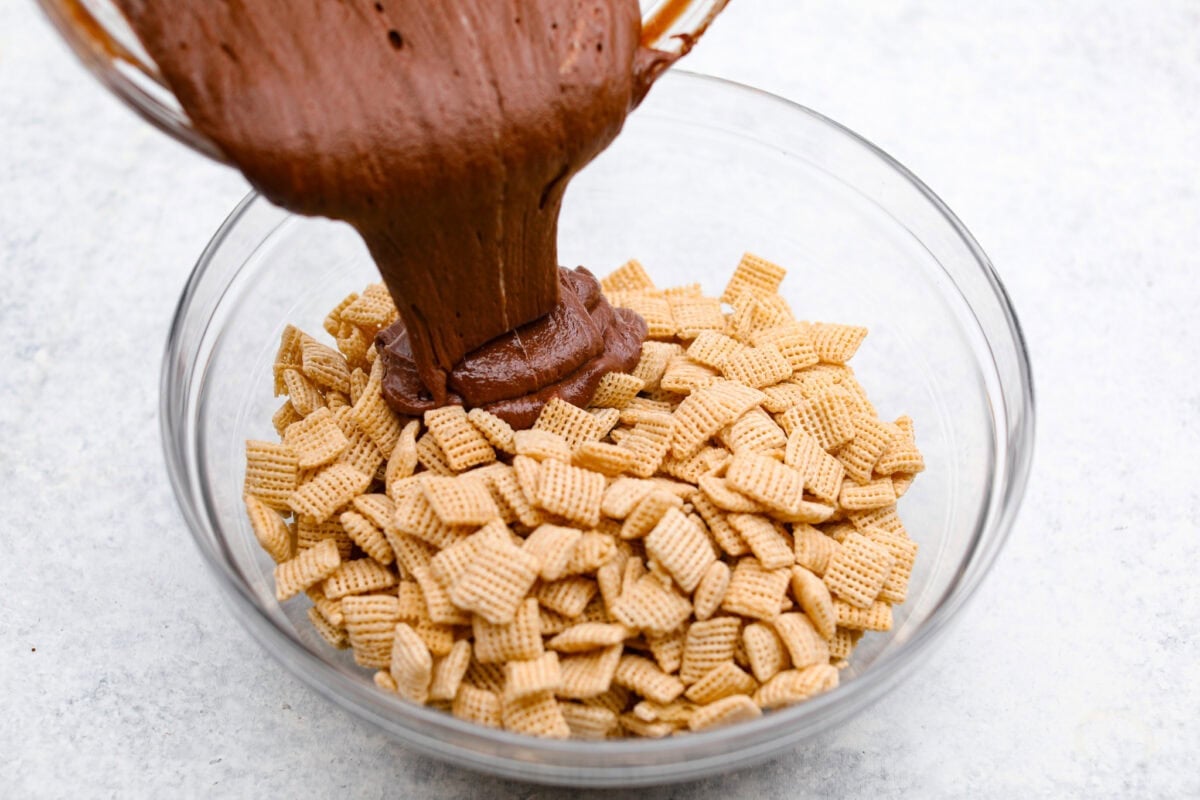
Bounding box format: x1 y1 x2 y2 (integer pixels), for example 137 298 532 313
246 255 924 738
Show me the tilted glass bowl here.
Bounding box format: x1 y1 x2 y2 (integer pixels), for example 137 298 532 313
160 71 1034 787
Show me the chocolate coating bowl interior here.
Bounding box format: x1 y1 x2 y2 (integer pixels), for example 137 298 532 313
161 71 1034 787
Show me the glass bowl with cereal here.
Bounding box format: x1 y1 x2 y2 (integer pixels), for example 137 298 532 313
161 71 1034 786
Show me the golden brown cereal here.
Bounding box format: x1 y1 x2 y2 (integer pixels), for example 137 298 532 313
465 408 516 455
839 477 898 511
522 524 583 582
614 654 685 704
685 661 757 705
691 493 749 557
644 508 717 593
771 613 830 669
690 561 731 622
630 341 682 391
742 621 789 683
824 531 894 608
452 684 502 728
721 344 793 389
686 331 744 370
323 558 397 599
244 494 295 563
564 531 618 576
537 577 598 618
618 293 676 339
390 623 433 703
618 412 675 478
464 660 507 694
602 258 656 293
341 593 401 668
659 356 720 394
669 295 726 339
869 530 919 604
559 702 619 740
283 408 350 468
339 283 397 329
722 558 791 621
777 389 855 452
534 397 607 450
245 440 300 510
420 475 499 526
810 322 868 364
671 381 766 459
838 413 895 484
573 440 638 476
722 408 787 455
589 372 646 409
340 510 394 565
727 514 794 571
504 652 562 702
754 665 839 709
307 605 349 649
472 597 544 663
721 253 787 304
620 489 683 540
502 689 571 738
793 524 839 576
829 627 863 660
296 515 354 559
335 425 385 478
274 538 341 601
483 462 543 528
784 430 845 504
272 401 303 437
547 622 631 653
350 493 394 530
558 644 623 699
409 565 470 626
834 599 894 631
513 430 572 464
751 323 819 371
282 368 325 417
536 459 605 528
688 694 761 731
847 504 907 537
424 406 496 471
725 453 806 519
350 371 404 459
875 416 925 475
645 625 687 674
389 484 471 550
680 616 741 684
449 536 540 625
790 566 837 640
611 573 693 635
618 713 675 738
288 463 371 522
300 335 352 393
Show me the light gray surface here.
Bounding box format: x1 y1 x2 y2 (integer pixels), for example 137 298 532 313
1 1 1197 797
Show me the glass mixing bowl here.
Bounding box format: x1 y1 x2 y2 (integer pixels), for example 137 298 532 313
160 71 1034 787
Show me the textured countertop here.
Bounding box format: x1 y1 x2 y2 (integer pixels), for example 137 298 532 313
3 1 1198 797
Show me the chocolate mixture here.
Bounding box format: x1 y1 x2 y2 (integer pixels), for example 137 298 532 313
113 1 694 425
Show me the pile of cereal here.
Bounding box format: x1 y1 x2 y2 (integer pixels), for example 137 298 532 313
243 253 925 739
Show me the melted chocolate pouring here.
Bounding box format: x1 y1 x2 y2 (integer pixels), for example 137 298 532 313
112 0 689 421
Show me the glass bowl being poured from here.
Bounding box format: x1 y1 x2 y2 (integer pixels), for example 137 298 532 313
154 69 1033 786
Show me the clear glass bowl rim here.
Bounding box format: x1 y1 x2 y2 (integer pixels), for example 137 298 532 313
159 70 1035 785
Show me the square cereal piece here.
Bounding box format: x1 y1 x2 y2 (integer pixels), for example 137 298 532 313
693 560 733 622
838 477 897 511
389 622 433 704
721 344 793 389
644 508 717 593
691 492 750 556
453 685 502 728
645 626 688 674
384 420 420 492
296 515 354 560
339 283 397 330
288 463 371 523
466 408 517 455
472 597 544 663
339 510 394 565
282 368 325 417
680 616 741 684
537 577 599 618
245 440 300 510
721 558 791 621
613 654 685 704
669 295 726 339
824 532 895 608
809 322 868 364
784 429 845 504
300 335 352 393
750 323 820 371
685 661 758 705
449 534 541 625
611 573 693 635
867 530 919 604
834 598 893 631
631 341 682 391
588 372 645 409
558 644 624 699
573 441 638 476
753 664 839 709
245 494 295 564
601 477 657 519
274 538 342 601
727 514 794 571
388 483 472 550
536 459 605 528
514 429 573 462
725 453 806 519
829 627 863 660
522 524 583 582
559 702 619 740
659 356 720 395
619 412 676 478
349 369 404 459
688 694 761 731
770 612 829 669
341 593 401 668
721 253 788 304
686 331 746 371
323 558 397 599
601 259 656 294
741 621 789 683
423 406 496 472
875 415 926 475
504 652 563 702
564 532 618 577
838 413 896 484
501 690 568 740
671 381 767 459
620 489 683 540
789 565 837 639
547 622 632 653
283 408 350 469
618 293 676 340
533 397 607 450
721 408 787 455
428 639 473 702
335 426 385 478
420 474 500 526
